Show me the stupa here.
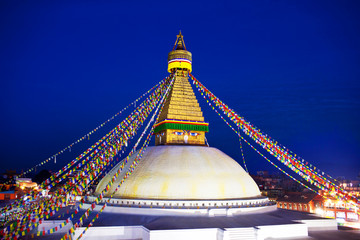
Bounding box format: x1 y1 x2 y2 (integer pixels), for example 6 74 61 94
92 32 273 215
69 33 340 240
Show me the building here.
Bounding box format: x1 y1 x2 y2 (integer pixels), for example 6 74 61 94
0 170 17 193
0 191 16 201
277 191 360 227
338 179 360 199
16 178 38 191
277 192 322 213
322 195 359 224
252 171 309 201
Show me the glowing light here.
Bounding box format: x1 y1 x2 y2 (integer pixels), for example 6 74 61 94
315 208 323 216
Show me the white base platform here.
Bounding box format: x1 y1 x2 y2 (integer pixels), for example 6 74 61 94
73 219 337 240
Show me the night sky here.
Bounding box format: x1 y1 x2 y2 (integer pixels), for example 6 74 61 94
1 1 359 180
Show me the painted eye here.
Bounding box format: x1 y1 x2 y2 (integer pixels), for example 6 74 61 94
174 132 183 136
190 132 199 136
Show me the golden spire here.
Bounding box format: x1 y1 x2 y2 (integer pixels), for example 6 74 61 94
154 33 208 146
172 30 187 50
167 31 192 73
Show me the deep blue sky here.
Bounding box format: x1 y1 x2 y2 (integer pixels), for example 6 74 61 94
0 0 359 179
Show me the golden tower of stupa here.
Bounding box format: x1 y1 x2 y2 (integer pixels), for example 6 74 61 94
154 31 209 145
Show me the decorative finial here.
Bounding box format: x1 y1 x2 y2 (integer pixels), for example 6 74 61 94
168 31 192 73
172 31 186 51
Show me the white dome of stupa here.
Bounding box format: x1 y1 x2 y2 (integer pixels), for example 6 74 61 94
95 145 261 200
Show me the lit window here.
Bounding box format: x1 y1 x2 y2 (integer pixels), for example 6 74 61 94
347 212 359 220
325 211 335 218
337 212 345 218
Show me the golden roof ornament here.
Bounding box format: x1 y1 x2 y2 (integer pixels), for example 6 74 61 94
173 31 186 50
167 31 192 73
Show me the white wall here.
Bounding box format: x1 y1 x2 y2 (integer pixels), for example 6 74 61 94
37 220 73 235
150 228 224 240
73 226 150 240
294 219 338 231
70 224 312 240
256 223 308 240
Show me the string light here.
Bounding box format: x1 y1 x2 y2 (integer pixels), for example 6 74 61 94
190 73 359 211
4 79 165 184
1 75 175 239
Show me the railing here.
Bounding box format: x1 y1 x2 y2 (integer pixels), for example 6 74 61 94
85 196 275 210
168 50 192 62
